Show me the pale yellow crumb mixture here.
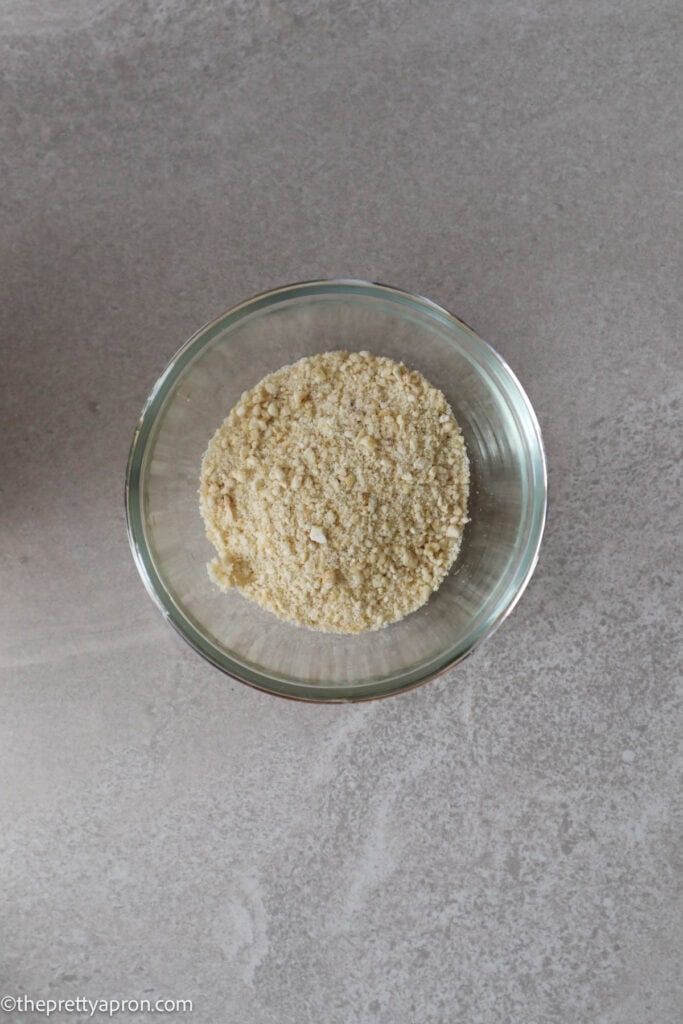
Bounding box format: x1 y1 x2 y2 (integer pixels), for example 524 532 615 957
199 350 469 633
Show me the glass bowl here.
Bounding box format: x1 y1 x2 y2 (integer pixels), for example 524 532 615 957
125 280 547 702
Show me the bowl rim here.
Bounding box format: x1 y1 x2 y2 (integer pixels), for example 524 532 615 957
125 278 547 702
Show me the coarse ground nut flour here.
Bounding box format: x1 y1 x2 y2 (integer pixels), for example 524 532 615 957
199 351 469 633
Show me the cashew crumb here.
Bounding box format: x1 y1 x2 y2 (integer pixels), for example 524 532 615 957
199 351 469 633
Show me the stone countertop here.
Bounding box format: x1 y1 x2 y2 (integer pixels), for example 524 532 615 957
2 2 680 1022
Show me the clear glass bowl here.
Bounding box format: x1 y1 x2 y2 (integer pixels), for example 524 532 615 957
125 280 547 701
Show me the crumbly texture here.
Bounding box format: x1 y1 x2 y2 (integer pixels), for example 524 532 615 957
199 351 469 633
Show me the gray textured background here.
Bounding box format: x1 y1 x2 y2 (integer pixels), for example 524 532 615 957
2 2 681 1022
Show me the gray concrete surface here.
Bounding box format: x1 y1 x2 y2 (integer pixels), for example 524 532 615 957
2 2 681 1022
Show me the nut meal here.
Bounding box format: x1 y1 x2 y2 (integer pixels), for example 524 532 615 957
199 351 469 633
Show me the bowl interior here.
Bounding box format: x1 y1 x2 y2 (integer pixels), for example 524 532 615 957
127 282 546 700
